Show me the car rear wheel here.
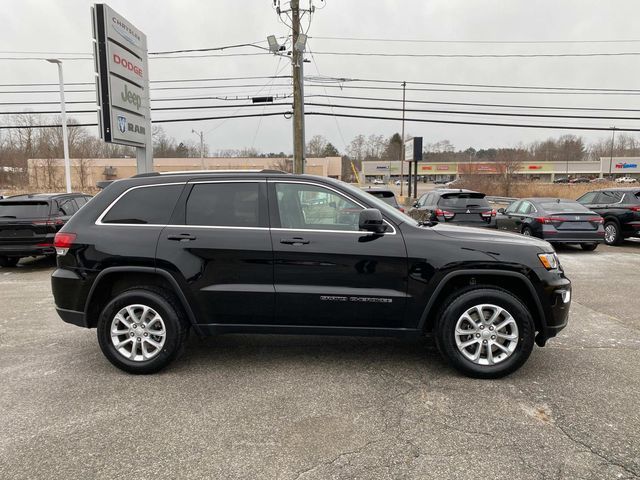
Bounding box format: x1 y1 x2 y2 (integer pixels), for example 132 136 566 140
434 287 535 379
604 221 622 245
0 256 19 267
580 243 598 251
522 226 533 237
97 287 189 374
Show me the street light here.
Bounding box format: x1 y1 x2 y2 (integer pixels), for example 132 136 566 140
46 59 71 193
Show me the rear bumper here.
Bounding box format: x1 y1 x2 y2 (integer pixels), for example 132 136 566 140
541 227 605 243
55 307 89 328
0 244 55 257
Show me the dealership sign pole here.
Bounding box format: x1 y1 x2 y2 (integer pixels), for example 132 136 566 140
92 3 152 173
404 137 423 200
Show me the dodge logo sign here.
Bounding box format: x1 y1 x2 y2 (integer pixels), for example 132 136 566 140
117 115 127 133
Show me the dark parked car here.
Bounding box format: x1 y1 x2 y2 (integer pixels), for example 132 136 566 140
576 188 640 245
569 177 591 184
553 177 570 184
51 171 571 378
496 198 604 251
364 187 404 212
408 189 496 227
0 192 92 267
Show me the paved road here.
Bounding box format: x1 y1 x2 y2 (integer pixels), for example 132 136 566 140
1 242 639 479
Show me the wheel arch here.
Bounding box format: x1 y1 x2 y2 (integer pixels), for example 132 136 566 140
84 267 201 333
418 269 546 336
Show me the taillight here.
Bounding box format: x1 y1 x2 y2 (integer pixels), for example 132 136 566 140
435 208 455 220
399 207 405 213
587 216 604 224
481 209 497 218
629 206 640 212
535 217 553 224
53 232 76 256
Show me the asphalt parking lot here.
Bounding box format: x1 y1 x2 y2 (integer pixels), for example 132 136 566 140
1 242 639 479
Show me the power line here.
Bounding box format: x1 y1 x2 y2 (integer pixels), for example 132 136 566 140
311 50 640 59
303 102 640 121
0 111 291 129
309 36 640 45
306 75 640 93
304 83 640 95
306 93 640 113
306 111 640 132
0 76 292 88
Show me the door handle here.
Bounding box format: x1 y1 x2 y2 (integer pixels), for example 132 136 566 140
167 233 197 241
280 237 310 245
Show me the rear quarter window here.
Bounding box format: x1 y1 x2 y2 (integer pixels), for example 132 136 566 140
101 184 183 224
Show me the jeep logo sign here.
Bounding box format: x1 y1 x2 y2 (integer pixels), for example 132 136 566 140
109 75 146 114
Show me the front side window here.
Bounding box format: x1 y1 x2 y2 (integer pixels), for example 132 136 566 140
186 182 263 227
275 183 362 231
517 201 532 214
505 201 519 214
102 184 183 225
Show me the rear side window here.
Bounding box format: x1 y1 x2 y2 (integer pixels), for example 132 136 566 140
624 191 640 203
58 198 79 216
102 184 183 224
438 194 489 209
596 191 622 204
186 182 263 227
0 201 50 218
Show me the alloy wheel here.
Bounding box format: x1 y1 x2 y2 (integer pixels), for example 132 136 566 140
604 224 618 244
110 304 167 362
454 304 519 366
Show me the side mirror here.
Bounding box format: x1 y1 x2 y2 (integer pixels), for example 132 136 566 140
413 202 419 208
359 208 388 234
497 208 506 214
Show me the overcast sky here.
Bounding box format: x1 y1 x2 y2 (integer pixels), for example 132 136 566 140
3 0 640 155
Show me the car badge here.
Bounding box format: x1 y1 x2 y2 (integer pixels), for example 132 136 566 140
117 115 127 134
466 209 471 213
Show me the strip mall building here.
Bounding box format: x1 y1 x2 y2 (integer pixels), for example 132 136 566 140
362 157 640 182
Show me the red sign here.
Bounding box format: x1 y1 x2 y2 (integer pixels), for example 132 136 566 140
437 165 450 171
421 166 433 171
528 165 542 170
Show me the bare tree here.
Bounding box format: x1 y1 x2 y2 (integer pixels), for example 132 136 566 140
74 158 93 190
306 134 328 157
270 157 293 173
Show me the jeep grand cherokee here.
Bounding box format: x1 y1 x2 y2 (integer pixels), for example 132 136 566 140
51 171 571 378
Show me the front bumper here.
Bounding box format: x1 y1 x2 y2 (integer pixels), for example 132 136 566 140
535 269 571 345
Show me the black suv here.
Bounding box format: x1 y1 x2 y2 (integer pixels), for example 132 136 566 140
0 192 92 267
51 171 571 378
408 189 496 227
576 188 640 245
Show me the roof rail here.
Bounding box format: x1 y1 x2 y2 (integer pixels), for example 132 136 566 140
132 169 289 178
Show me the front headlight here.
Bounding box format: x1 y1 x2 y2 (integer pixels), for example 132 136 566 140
538 252 559 270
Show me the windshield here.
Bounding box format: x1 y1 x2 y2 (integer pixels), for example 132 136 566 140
540 201 590 213
0 201 50 218
340 182 414 225
438 194 489 209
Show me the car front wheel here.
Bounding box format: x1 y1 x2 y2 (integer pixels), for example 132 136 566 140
580 243 598 251
435 287 535 379
97 287 189 374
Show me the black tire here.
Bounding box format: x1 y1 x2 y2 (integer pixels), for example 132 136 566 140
580 243 598 251
522 226 534 237
0 256 19 267
434 287 535 379
97 287 189 374
604 220 622 246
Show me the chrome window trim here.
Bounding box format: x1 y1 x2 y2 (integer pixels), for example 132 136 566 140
165 224 269 231
269 179 397 235
95 182 186 226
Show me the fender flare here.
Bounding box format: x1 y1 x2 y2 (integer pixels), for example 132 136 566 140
416 268 546 332
84 266 202 334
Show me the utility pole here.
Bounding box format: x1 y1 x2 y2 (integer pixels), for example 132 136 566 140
291 0 305 174
400 81 406 197
609 127 616 177
192 130 205 169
